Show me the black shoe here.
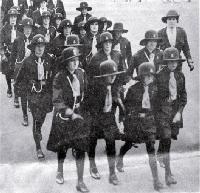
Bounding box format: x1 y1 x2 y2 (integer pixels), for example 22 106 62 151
165 174 177 186
76 181 89 193
56 172 64 184
14 98 20 108
116 157 124 172
7 89 12 98
109 173 119 185
89 167 101 179
22 116 28 126
36 149 45 160
153 180 164 191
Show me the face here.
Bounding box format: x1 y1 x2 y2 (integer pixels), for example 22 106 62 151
146 40 157 52
67 57 79 73
104 75 116 84
40 1 47 9
103 40 112 53
114 31 122 40
42 16 50 25
24 26 32 36
35 44 45 58
81 8 87 15
143 74 154 86
167 17 178 28
56 18 62 26
167 61 178 71
80 28 86 37
9 15 17 25
90 22 99 33
63 26 72 36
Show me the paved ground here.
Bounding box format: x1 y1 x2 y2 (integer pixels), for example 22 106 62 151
0 0 199 192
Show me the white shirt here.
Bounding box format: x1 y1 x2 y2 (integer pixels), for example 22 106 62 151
167 27 177 47
13 0 18 6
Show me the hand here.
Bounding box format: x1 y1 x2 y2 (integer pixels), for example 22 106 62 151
71 113 83 120
173 112 181 123
65 108 73 116
188 59 194 71
139 113 146 118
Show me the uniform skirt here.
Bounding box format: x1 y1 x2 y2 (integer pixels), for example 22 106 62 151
47 110 90 153
123 111 156 143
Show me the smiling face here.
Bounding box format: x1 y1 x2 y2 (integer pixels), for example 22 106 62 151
167 60 178 71
167 17 178 28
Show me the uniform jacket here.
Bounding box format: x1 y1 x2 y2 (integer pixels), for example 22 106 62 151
48 0 66 18
112 36 132 69
37 25 56 43
32 9 52 26
158 27 192 60
73 13 92 34
51 33 66 57
128 47 163 76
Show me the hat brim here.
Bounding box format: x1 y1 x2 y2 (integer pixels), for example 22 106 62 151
61 44 83 48
76 7 92 11
96 39 113 49
61 54 81 63
163 58 186 62
161 16 179 23
140 38 162 46
17 23 36 32
27 42 47 50
94 70 125 78
109 29 128 33
57 25 73 33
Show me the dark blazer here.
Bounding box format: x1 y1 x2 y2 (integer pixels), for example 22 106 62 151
112 36 132 69
158 27 192 60
37 25 56 43
73 13 92 34
47 0 66 18
51 33 66 57
128 47 163 76
32 8 52 26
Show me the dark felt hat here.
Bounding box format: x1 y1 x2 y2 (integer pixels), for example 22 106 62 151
161 10 179 23
163 47 185 62
99 17 112 29
63 35 83 47
60 47 81 64
8 8 20 15
109 22 128 33
84 17 101 32
140 30 162 46
96 32 113 48
57 19 73 33
138 62 156 77
27 34 46 51
76 2 92 11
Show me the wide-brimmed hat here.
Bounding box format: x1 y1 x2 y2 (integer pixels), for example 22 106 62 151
163 47 185 62
38 11 51 25
57 19 73 33
161 10 179 23
63 35 83 47
8 8 20 16
94 60 125 78
140 30 162 46
54 13 64 20
96 32 113 48
138 62 156 78
84 17 101 32
76 2 92 11
99 17 112 29
17 17 36 32
60 47 81 64
109 22 128 33
78 21 86 29
27 34 46 51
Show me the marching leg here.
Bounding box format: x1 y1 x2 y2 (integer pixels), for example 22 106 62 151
6 75 12 98
21 95 28 126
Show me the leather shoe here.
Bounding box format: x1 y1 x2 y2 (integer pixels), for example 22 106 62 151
166 174 177 186
109 174 119 185
76 181 89 193
153 180 164 191
22 116 28 126
36 149 45 160
7 89 12 98
56 172 64 184
90 167 101 179
14 98 20 108
116 157 124 172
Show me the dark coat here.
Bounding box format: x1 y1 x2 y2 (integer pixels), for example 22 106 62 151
112 36 132 69
128 47 163 77
48 0 66 18
158 27 192 61
15 52 55 113
123 81 158 143
47 68 90 152
32 9 52 26
155 67 187 140
73 13 92 34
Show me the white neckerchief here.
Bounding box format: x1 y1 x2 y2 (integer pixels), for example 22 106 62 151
142 85 151 109
92 35 97 55
103 85 112 113
24 36 31 57
83 15 87 23
53 0 57 6
169 71 177 101
13 0 18 6
27 0 31 7
40 7 47 15
36 58 45 80
144 50 155 64
11 25 16 43
113 43 121 52
167 27 177 47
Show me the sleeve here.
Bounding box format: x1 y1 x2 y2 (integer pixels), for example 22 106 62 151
10 38 18 69
126 41 132 67
15 59 28 87
182 29 192 60
124 87 134 114
178 73 187 113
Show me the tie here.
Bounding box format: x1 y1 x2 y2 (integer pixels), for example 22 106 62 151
11 25 16 43
37 58 44 80
72 74 80 97
106 54 111 60
13 0 18 6
149 53 155 64
24 38 31 57
92 36 97 55
142 85 151 109
45 29 50 42
103 85 112 113
169 72 177 101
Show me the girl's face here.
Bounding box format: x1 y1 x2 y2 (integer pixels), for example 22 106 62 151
167 17 178 28
10 15 17 25
146 40 157 52
80 28 86 37
24 26 32 36
56 18 62 27
81 8 87 15
35 44 45 58
90 22 99 33
114 31 122 40
67 57 79 73
167 61 178 71
63 26 72 36
42 16 50 26
143 74 154 86
103 40 112 53
40 1 47 9
104 75 116 84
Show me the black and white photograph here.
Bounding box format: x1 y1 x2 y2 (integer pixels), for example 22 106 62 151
0 0 199 192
